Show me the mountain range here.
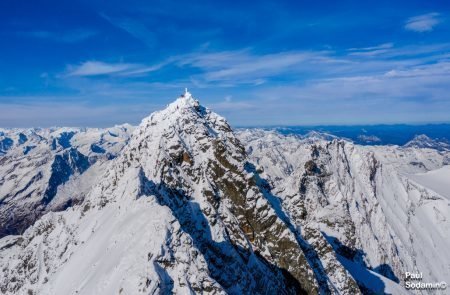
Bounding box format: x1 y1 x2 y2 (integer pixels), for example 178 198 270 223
0 91 449 294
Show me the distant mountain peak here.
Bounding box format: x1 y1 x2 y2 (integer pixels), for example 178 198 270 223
411 134 433 142
302 130 339 141
404 134 450 151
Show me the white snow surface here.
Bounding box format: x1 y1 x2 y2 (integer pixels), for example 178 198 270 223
407 165 450 200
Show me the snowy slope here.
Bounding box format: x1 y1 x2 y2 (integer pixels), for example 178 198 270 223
407 165 450 200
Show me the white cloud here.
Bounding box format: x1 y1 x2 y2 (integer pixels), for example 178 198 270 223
66 61 139 76
65 61 166 77
405 13 441 32
63 43 450 82
177 50 346 84
175 44 450 87
348 43 394 52
348 43 394 57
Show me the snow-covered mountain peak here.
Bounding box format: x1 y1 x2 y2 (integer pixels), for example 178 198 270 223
404 134 450 151
162 88 200 113
302 130 339 141
182 87 193 98
50 92 361 294
138 91 231 147
91 91 243 208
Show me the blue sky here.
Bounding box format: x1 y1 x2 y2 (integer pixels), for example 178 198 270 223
1 0 450 127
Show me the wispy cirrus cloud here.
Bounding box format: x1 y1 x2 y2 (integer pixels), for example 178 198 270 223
347 43 394 57
405 13 441 32
348 43 394 52
176 45 450 87
65 61 165 77
176 49 352 84
62 42 450 86
66 61 137 76
63 50 340 81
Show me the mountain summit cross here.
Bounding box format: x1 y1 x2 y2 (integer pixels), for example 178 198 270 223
183 88 190 97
